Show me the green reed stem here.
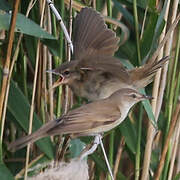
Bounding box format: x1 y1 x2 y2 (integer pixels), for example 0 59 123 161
135 104 143 180
133 0 141 65
162 21 180 180
106 1 114 179
56 0 65 117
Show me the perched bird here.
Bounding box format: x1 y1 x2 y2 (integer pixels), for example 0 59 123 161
50 55 168 101
48 7 169 101
8 88 152 151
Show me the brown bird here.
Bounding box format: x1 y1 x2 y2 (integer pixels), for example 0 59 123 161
8 88 151 151
48 7 169 101
50 55 168 101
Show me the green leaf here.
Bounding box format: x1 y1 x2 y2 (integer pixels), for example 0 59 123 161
113 0 134 27
140 89 157 130
0 163 14 180
119 118 137 153
140 13 159 60
0 0 11 11
120 58 134 69
69 139 85 158
142 0 167 63
0 11 56 39
173 172 180 180
7 80 54 159
90 153 107 171
41 39 61 57
116 40 137 63
148 0 156 11
126 0 148 9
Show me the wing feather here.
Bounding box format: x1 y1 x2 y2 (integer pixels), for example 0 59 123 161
47 100 121 135
74 7 119 59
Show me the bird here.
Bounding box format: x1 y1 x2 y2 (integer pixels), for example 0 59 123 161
48 7 169 101
49 55 168 101
8 88 152 151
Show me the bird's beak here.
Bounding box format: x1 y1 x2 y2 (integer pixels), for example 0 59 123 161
143 94 153 100
46 70 64 90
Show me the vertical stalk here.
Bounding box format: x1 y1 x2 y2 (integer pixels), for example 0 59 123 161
56 0 64 117
135 104 143 180
173 72 180 109
154 100 180 180
0 0 20 123
24 1 46 179
133 1 142 179
106 1 114 179
141 1 171 179
0 0 20 163
166 23 180 135
168 112 180 180
64 0 73 113
0 0 36 165
162 5 180 178
47 5 54 120
107 0 112 29
133 0 141 65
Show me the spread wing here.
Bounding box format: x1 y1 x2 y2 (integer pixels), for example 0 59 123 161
76 56 130 82
47 99 121 136
73 7 119 60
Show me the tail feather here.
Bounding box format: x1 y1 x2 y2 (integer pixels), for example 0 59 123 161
8 132 43 152
8 120 59 151
129 56 169 88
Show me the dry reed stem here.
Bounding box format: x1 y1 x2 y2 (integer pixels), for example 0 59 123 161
46 0 73 53
154 99 180 179
93 0 96 9
149 12 180 64
0 0 20 123
24 39 41 180
155 0 179 119
15 154 44 179
140 6 148 40
176 138 180 173
168 114 180 180
64 0 73 114
113 137 125 180
24 1 46 179
55 0 73 162
0 0 36 143
141 1 171 179
37 47 43 114
46 6 54 120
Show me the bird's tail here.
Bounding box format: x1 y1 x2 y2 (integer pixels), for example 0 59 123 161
8 120 58 151
129 56 169 89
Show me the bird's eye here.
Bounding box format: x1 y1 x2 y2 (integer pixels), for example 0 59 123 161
132 94 136 98
64 70 70 75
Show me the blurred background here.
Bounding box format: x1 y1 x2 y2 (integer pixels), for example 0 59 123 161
0 0 179 179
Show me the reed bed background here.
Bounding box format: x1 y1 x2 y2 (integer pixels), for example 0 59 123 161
0 0 179 179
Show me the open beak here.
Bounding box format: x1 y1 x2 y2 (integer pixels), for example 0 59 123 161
46 70 64 90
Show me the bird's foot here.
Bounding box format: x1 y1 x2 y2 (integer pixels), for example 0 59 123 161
79 135 101 160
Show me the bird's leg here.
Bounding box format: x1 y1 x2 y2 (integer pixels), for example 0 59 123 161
80 135 114 180
99 136 114 180
80 135 101 160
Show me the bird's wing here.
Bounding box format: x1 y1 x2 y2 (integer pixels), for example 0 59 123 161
47 100 121 136
76 56 130 82
73 7 119 60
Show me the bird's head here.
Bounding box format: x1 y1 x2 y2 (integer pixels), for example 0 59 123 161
110 88 153 109
47 61 82 89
